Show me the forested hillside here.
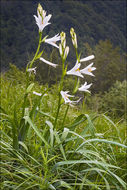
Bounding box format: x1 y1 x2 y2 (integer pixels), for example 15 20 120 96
1 0 126 70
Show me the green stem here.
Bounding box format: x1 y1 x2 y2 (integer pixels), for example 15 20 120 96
29 32 42 69
54 59 65 128
54 92 61 128
62 105 69 128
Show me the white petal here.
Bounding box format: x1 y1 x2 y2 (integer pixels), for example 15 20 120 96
80 55 95 62
33 91 42 96
40 57 58 68
67 63 84 78
78 82 92 93
43 14 52 24
59 44 63 55
46 42 59 48
64 46 69 59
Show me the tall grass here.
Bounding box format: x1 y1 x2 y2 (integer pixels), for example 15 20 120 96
0 72 126 189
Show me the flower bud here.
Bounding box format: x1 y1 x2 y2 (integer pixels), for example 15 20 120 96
70 28 77 48
64 46 69 60
38 3 43 17
59 44 63 57
60 32 66 48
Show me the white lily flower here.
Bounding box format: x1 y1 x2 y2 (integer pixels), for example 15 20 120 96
66 62 84 78
80 63 96 76
78 82 92 93
60 91 80 106
45 34 61 48
33 91 42 96
34 10 52 32
80 55 95 62
40 57 58 68
27 67 37 75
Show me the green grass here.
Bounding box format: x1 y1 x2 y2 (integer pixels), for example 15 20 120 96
0 70 126 189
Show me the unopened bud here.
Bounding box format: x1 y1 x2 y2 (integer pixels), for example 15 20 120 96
38 3 43 17
60 32 66 48
70 28 74 36
59 44 63 56
70 28 77 48
64 46 69 60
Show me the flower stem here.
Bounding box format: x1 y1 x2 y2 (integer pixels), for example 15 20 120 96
54 59 65 128
54 92 61 128
29 32 42 69
62 104 69 128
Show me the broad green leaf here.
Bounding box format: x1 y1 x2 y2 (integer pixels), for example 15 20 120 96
85 114 95 136
54 130 66 160
55 180 72 189
66 114 87 131
76 138 127 151
39 111 55 120
19 141 28 152
45 120 54 147
54 160 120 170
61 128 69 141
26 83 34 94
24 116 49 147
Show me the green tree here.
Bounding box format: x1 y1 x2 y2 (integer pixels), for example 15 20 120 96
84 40 126 93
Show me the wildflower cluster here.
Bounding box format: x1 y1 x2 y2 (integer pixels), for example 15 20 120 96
29 3 96 109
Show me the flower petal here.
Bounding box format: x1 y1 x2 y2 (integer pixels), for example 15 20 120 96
33 91 42 96
40 57 58 68
80 55 95 62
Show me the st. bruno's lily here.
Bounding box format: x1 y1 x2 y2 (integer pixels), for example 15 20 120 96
45 34 61 48
40 57 58 68
78 82 92 93
27 67 37 75
80 63 96 76
66 62 83 78
34 9 52 32
60 91 81 106
80 55 95 62
33 91 42 96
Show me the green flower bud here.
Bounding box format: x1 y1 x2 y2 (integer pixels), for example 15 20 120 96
38 3 43 17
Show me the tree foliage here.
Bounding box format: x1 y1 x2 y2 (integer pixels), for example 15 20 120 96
1 0 126 70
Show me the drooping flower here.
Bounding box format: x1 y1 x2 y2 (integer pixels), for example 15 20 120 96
66 62 83 78
34 5 52 32
27 67 37 75
60 91 81 106
33 91 42 96
80 55 95 62
80 63 96 76
45 34 61 48
78 82 92 93
40 57 58 68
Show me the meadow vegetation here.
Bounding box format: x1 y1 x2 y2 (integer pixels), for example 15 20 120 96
0 2 126 190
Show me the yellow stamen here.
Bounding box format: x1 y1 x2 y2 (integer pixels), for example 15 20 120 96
76 68 80 71
88 68 92 72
